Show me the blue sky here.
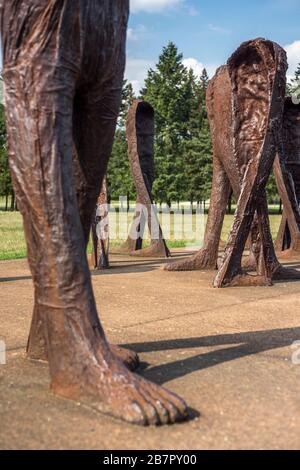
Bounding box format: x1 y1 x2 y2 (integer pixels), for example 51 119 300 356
126 0 300 93
1 0 299 96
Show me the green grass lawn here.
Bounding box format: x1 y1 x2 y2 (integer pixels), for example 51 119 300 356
0 210 282 261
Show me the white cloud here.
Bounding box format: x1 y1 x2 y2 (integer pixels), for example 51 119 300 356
208 24 231 35
285 40 300 80
127 24 147 41
125 56 218 96
131 0 183 13
125 58 154 95
183 57 217 79
183 58 205 77
127 28 138 41
187 6 199 16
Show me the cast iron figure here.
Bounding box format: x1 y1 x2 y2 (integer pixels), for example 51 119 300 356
121 100 170 258
91 176 110 269
166 39 300 287
1 0 187 425
214 39 300 287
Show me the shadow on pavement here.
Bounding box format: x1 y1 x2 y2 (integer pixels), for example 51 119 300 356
125 327 300 385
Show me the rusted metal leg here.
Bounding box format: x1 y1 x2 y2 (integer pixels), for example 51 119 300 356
165 156 231 271
166 65 235 271
274 155 300 254
213 39 290 288
275 211 288 252
275 99 300 255
91 177 110 270
213 163 269 288
125 101 170 258
3 0 187 425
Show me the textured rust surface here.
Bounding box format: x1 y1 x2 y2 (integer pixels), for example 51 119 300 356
91 176 110 270
166 39 300 287
122 100 170 258
1 0 187 425
214 39 298 287
165 65 235 272
275 98 300 254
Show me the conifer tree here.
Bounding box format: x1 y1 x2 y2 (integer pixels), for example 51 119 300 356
107 80 136 202
141 42 195 205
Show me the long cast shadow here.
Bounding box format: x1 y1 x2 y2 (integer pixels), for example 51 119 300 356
0 275 32 283
124 327 300 385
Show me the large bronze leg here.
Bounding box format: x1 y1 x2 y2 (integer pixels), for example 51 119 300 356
72 85 140 371
165 65 234 272
214 39 300 288
28 174 138 370
91 177 110 270
274 156 300 254
3 0 187 426
165 156 231 271
121 101 170 258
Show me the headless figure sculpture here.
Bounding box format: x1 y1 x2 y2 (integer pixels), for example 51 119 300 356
91 176 110 270
1 0 187 425
166 39 300 287
275 98 300 254
120 100 170 258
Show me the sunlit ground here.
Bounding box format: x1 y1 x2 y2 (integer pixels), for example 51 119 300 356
0 198 282 261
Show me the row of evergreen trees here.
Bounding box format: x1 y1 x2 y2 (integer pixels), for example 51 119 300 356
107 42 212 206
0 96 15 210
1 44 300 210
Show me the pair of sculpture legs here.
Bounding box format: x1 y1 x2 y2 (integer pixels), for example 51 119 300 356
2 0 187 425
166 41 300 287
168 150 300 285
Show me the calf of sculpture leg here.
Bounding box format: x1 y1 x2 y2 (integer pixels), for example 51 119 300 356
91 177 110 270
28 153 138 371
165 66 234 271
73 102 140 370
275 212 290 252
165 156 231 271
126 101 170 258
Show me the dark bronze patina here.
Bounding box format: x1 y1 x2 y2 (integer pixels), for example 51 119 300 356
166 39 300 287
1 0 187 425
91 176 110 270
121 100 170 258
214 40 300 287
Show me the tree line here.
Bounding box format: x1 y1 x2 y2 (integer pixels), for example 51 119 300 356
1 45 300 211
108 42 213 207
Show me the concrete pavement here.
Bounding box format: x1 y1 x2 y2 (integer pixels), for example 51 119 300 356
0 252 300 449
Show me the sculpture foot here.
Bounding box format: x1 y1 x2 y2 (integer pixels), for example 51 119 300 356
110 344 140 371
110 245 132 255
241 255 257 272
272 264 300 281
213 272 272 288
28 344 140 372
164 249 217 272
276 248 300 259
51 349 188 426
96 264 110 271
131 244 170 259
